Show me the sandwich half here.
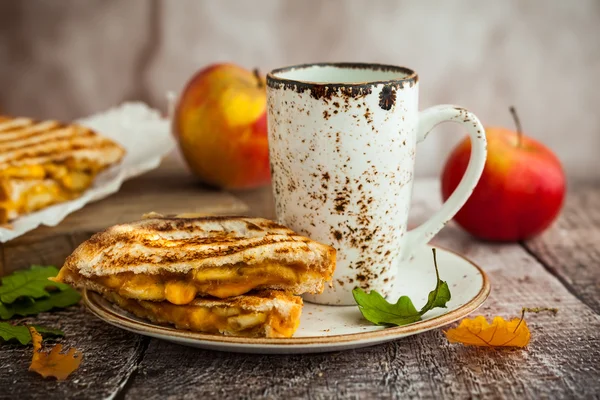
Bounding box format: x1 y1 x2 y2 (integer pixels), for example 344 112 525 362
0 116 125 224
56 215 336 304
100 289 303 338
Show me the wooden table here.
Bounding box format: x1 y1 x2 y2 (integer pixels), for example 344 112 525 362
1 157 599 399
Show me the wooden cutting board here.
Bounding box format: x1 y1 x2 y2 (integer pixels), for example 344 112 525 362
0 153 275 276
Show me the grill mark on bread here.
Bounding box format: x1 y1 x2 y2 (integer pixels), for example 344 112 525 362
0 120 63 143
1 146 123 170
0 136 115 164
0 117 35 133
113 217 295 238
0 116 125 173
103 242 313 265
84 225 301 247
147 215 288 231
243 220 263 231
81 235 315 265
0 125 94 152
133 235 309 248
62 217 337 280
84 220 293 246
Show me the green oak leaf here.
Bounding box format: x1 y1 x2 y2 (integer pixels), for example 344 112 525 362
353 248 452 327
0 265 71 304
0 322 64 345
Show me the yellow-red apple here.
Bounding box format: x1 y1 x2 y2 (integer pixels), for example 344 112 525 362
173 63 270 189
441 107 566 241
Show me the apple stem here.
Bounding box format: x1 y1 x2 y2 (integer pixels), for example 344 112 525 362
253 68 264 89
509 106 523 147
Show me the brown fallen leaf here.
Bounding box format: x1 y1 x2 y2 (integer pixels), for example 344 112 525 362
444 307 558 348
28 326 83 380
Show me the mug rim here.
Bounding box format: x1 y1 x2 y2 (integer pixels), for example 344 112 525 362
267 62 418 88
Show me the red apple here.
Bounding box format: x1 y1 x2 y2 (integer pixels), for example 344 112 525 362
173 63 270 189
441 107 566 241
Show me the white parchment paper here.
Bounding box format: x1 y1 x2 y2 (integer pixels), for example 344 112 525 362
0 102 176 242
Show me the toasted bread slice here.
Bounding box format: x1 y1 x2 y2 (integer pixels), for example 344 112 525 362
0 116 125 224
56 216 336 304
98 289 303 338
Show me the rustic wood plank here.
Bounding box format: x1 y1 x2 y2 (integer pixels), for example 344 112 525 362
0 305 146 400
231 186 276 220
523 184 600 314
123 181 600 399
2 234 80 275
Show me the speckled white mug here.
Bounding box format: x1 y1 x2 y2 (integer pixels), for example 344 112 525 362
267 63 487 305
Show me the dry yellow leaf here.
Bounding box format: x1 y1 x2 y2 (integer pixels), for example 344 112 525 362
28 326 83 380
444 315 530 347
444 307 558 348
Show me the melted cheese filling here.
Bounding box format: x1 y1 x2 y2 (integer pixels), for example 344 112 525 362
107 293 301 338
0 163 97 218
2 160 102 181
92 264 316 305
0 180 74 217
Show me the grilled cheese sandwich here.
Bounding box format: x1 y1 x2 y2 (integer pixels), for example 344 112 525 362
0 116 125 224
56 215 336 338
57 216 336 304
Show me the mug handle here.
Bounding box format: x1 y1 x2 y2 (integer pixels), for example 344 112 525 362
401 105 487 261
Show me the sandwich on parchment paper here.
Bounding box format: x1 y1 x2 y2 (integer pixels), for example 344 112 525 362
55 215 336 338
0 116 125 224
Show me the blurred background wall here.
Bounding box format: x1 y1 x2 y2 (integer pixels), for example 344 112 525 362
0 0 598 180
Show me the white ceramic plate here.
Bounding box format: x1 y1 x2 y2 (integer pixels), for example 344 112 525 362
83 245 490 354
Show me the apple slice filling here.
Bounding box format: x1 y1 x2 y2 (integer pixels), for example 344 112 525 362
62 263 317 305
104 292 302 338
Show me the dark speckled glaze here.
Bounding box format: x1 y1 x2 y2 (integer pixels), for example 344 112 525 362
267 63 487 305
